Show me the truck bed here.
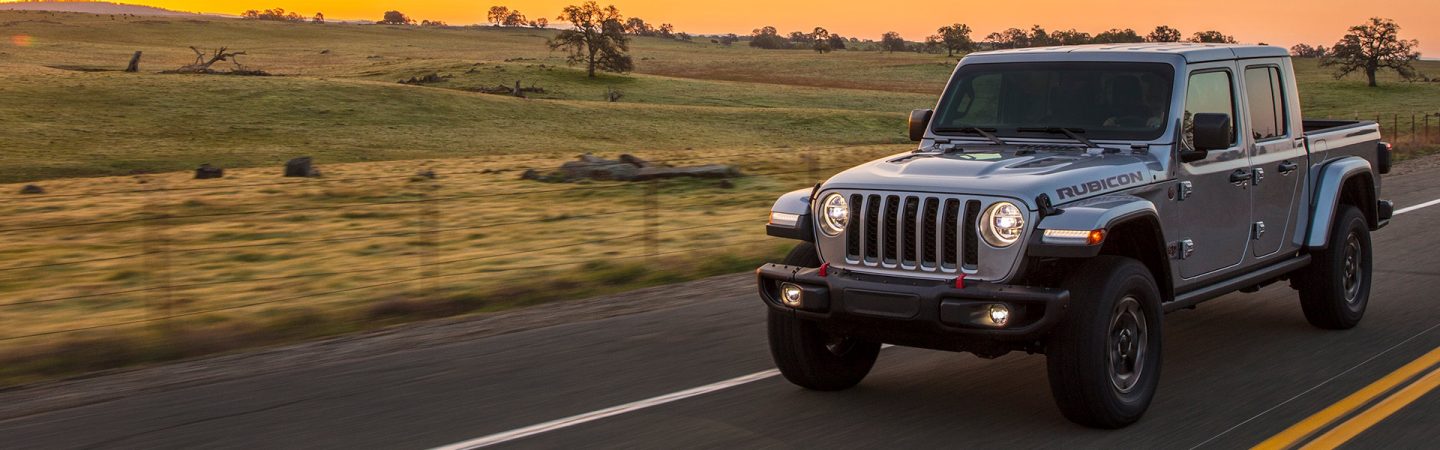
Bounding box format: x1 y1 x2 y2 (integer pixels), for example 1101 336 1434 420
1301 119 1386 175
1303 119 1376 136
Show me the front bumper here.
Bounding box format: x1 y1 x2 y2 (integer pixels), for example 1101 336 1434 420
756 263 1069 349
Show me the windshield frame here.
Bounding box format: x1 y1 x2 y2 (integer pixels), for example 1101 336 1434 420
930 61 1177 143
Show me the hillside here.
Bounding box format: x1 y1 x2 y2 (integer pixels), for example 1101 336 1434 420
0 1 196 16
0 10 1437 182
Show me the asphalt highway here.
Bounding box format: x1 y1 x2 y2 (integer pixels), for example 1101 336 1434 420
3 165 1440 449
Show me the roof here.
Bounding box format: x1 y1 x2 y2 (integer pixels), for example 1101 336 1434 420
968 43 1290 64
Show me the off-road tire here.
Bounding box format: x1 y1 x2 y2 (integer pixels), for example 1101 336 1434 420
1296 206 1371 330
768 243 880 391
1046 256 1163 429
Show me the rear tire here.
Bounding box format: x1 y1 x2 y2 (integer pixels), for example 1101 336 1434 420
1296 206 1371 329
768 243 880 391
1045 256 1163 429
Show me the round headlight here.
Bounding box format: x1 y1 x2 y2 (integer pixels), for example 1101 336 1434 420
980 202 1026 247
818 193 849 236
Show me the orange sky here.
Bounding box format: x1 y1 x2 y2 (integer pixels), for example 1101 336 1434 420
31 1 1440 54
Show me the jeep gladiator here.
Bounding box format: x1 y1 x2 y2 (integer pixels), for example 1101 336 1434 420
757 44 1394 428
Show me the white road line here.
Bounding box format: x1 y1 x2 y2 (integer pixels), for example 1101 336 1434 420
432 370 781 449
437 198 1440 450
1395 198 1440 215
435 344 895 449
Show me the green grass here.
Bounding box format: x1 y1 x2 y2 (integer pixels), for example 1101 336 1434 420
0 71 906 181
4 11 1435 182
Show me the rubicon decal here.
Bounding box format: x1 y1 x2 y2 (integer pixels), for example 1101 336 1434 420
1056 171 1145 200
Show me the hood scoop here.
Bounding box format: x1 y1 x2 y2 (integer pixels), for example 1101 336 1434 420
1008 155 1081 169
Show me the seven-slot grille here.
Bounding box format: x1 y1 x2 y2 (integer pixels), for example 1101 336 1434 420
842 193 982 272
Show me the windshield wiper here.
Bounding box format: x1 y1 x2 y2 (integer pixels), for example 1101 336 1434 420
934 127 1007 146
1017 127 1096 148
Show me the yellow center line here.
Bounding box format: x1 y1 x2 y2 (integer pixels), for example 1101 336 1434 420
1252 346 1440 450
1302 365 1440 449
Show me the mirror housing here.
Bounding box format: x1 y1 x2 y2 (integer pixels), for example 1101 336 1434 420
908 109 933 142
1182 113 1233 163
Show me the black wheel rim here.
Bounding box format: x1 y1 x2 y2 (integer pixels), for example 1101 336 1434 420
1343 232 1363 304
1108 295 1148 394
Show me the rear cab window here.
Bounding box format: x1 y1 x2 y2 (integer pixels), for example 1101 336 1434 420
1243 66 1288 141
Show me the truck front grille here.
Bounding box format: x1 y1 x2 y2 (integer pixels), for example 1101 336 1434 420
844 193 981 272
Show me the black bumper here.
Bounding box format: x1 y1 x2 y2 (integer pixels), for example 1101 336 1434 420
756 263 1069 348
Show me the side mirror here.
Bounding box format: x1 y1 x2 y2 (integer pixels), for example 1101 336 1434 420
909 109 933 142
1182 113 1233 163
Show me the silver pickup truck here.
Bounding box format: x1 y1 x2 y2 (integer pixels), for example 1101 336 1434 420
758 44 1393 428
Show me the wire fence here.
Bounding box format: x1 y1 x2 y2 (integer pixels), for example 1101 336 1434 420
1355 112 1440 148
0 145 904 346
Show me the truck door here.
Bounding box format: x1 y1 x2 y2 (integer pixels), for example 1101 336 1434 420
1177 67 1253 279
1242 62 1305 258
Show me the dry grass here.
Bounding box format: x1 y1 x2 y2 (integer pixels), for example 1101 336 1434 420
0 145 907 384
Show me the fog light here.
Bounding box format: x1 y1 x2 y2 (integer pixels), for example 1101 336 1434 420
988 304 1010 327
780 283 804 308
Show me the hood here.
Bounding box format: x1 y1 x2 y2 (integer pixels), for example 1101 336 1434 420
821 147 1166 210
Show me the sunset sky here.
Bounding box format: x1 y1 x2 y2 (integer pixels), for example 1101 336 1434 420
21 0 1440 54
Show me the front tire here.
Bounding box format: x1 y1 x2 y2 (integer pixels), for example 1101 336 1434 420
1046 256 1163 429
768 243 880 391
1296 206 1372 329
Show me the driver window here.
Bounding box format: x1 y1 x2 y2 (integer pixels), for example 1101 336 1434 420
1183 71 1236 152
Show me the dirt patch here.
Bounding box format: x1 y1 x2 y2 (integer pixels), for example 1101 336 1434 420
1387 147 1440 178
45 65 116 73
0 19 65 27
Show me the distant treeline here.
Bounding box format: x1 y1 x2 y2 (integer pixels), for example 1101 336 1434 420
241 7 323 23
739 24 1239 54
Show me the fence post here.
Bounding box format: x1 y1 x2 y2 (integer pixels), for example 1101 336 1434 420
1394 114 1400 142
418 167 440 298
1412 114 1417 145
645 179 658 260
140 174 173 328
808 150 820 184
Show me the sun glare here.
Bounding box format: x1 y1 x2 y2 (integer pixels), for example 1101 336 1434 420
9 34 33 47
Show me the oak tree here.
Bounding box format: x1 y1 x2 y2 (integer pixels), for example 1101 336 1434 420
549 2 633 78
1147 25 1181 43
1322 18 1420 87
1189 30 1236 43
933 23 974 56
487 6 509 26
379 10 411 25
1092 28 1144 44
881 31 907 53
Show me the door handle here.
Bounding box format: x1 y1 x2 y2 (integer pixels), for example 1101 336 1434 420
1278 161 1299 175
1230 169 1253 185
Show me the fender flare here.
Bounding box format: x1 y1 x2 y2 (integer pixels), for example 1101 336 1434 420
1028 194 1160 258
766 188 815 241
1305 157 1377 249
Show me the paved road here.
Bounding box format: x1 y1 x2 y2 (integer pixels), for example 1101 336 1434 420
4 165 1440 449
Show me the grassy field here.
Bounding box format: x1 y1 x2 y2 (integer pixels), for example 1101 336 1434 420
4 11 1440 182
2 10 1440 384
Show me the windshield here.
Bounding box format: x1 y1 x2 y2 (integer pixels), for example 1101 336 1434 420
932 62 1175 141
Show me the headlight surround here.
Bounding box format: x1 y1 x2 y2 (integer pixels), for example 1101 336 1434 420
980 201 1026 247
818 193 849 236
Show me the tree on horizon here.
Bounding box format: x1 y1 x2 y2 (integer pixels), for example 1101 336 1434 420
1323 18 1421 87
548 1 632 78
